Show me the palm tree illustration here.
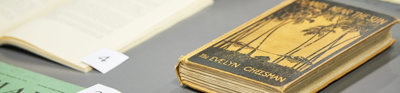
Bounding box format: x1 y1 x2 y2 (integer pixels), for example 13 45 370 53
281 12 380 70
305 12 381 64
272 4 357 69
276 6 358 69
210 0 385 72
272 16 342 67
266 4 330 64
236 2 320 57
268 2 382 71
216 18 271 49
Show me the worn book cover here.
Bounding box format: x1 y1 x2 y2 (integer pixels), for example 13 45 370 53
176 0 398 92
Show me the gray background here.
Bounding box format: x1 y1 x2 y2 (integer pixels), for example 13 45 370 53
0 0 399 92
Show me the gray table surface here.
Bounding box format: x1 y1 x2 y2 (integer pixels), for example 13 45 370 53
0 0 399 92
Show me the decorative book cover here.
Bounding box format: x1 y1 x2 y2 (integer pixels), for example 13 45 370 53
176 0 398 91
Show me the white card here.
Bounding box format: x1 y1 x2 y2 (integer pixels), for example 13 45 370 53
78 84 121 93
81 48 129 74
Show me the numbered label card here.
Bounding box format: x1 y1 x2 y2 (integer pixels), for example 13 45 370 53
82 48 129 74
78 84 121 93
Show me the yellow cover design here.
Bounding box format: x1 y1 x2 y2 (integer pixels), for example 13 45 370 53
184 0 396 87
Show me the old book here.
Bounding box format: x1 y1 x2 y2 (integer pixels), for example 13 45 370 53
175 0 399 92
0 0 213 72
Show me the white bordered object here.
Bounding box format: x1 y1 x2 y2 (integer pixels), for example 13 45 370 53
81 48 129 74
77 84 121 93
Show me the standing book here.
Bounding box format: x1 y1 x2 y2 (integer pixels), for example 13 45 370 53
0 0 213 72
175 0 398 92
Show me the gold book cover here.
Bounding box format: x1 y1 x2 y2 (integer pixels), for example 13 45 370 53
176 0 398 92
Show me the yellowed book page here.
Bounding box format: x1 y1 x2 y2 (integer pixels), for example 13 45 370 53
5 0 211 72
0 0 67 36
382 0 400 4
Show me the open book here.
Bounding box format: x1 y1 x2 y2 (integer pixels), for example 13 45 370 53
0 0 213 72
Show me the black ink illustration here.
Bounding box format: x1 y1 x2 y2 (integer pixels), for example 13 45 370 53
189 0 391 86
